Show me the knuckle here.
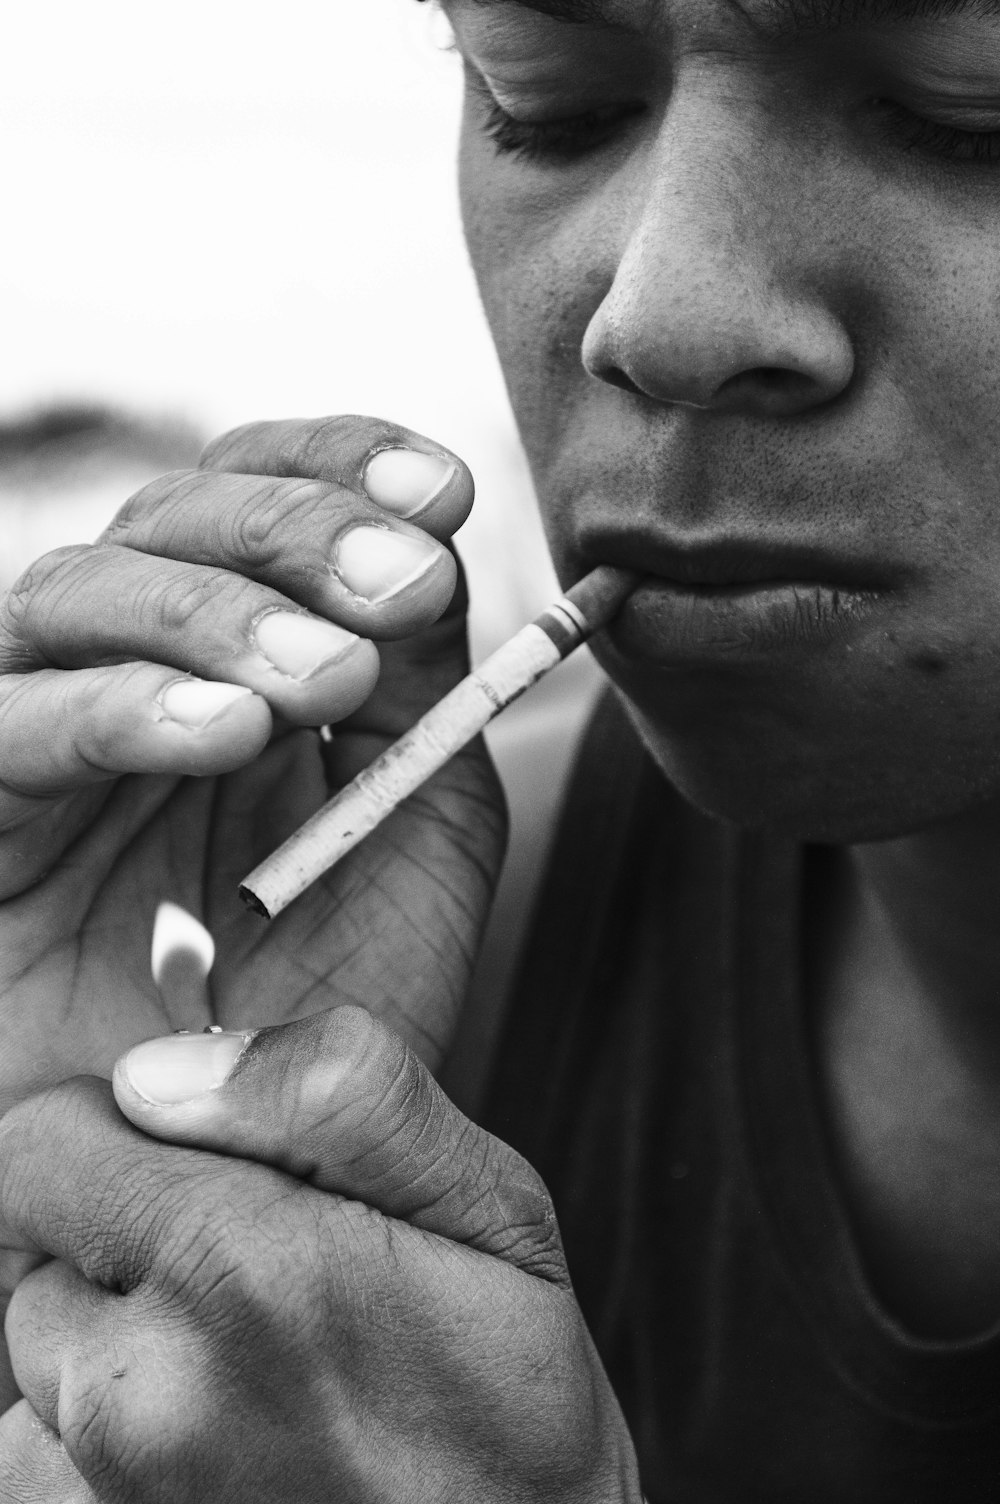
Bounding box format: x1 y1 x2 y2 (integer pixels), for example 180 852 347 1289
156 1196 247 1297
80 1181 155 1289
320 1002 387 1072
0 662 144 783
61 1346 182 1496
101 471 197 545
229 477 333 560
198 419 265 470
71 666 137 747
61 663 119 724
0 1100 35 1215
486 1147 568 1284
155 1176 304 1315
0 1403 79 1499
58 1205 342 1492
3 546 96 641
60 1362 118 1476
72 1155 191 1292
0 1084 146 1283
128 1167 231 1286
137 563 243 637
314 1005 415 1112
151 1182 347 1363
0 1080 77 1204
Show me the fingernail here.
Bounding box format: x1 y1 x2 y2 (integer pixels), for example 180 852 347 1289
160 679 253 729
253 611 360 680
334 526 443 603
363 449 456 519
122 1031 252 1105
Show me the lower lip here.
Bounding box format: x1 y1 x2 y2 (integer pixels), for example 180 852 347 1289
606 578 882 666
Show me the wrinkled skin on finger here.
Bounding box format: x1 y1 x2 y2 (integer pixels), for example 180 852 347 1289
0 1066 640 1504
0 417 506 1409
0 1401 96 1503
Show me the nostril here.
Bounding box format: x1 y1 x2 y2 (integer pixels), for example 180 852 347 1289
595 365 644 396
710 364 842 416
745 367 806 394
589 360 829 414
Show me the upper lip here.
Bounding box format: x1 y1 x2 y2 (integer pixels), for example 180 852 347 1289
580 531 892 591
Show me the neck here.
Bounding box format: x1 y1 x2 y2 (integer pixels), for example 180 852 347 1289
812 796 1000 1338
848 799 1000 1065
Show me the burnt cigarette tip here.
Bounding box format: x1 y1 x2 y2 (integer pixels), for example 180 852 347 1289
239 884 272 921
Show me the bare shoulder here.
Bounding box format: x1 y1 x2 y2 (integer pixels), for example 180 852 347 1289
439 651 604 1115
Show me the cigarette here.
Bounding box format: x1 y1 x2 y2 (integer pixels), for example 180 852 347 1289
239 564 640 920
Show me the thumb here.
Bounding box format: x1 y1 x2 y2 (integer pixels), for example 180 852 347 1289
112 1007 567 1284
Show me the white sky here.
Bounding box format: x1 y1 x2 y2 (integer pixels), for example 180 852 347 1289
0 0 558 642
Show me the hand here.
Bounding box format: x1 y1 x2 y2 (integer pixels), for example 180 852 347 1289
0 1009 643 1502
0 416 506 1407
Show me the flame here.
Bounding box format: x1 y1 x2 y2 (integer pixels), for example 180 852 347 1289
151 901 215 988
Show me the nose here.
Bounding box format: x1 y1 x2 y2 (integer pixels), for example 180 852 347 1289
581 104 855 418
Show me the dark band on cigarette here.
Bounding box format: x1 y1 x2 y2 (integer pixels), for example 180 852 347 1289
534 603 585 657
239 563 641 919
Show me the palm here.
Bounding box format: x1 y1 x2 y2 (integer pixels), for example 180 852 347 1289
0 415 503 1422
0 723 503 1120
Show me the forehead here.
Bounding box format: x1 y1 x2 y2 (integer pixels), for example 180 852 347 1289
452 0 1000 35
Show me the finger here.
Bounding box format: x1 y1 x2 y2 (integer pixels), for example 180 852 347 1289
98 466 458 641
0 1251 49 1413
4 1259 219 1504
0 543 381 728
0 1078 257 1289
199 413 473 542
0 1402 94 1504
5 1262 103 1434
113 1006 568 1284
0 662 270 800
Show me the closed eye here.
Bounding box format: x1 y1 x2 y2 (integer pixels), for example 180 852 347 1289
879 99 1000 163
478 93 647 162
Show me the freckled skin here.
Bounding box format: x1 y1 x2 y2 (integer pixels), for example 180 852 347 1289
452 0 1000 841
910 647 949 674
447 0 1000 1341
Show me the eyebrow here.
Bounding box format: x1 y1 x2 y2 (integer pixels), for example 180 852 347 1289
457 0 1000 27
779 0 1000 26
457 0 636 21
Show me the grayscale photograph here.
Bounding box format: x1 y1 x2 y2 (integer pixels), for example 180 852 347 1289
0 1 996 1499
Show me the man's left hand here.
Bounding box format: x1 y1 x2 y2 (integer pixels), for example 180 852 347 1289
0 1007 643 1502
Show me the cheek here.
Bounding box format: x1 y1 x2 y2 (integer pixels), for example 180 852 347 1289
458 130 609 464
904 259 1000 497
856 177 1000 497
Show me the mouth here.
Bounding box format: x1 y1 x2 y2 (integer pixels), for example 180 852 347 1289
578 534 891 665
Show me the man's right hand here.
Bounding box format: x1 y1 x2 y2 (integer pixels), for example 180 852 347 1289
0 415 507 1402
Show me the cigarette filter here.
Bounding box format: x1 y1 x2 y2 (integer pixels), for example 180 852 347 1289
240 564 639 920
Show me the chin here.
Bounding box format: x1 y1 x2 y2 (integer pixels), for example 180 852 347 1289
619 695 1000 846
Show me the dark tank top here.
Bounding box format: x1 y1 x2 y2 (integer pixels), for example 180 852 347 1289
482 693 1000 1503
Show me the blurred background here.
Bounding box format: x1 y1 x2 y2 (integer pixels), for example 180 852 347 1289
0 0 560 651
1 0 602 1090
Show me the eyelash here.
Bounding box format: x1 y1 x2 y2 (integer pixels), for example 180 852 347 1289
481 97 646 163
880 102 1000 164
480 97 1000 171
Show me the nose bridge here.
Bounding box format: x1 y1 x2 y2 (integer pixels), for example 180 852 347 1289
583 75 854 412
605 143 770 354
639 94 777 286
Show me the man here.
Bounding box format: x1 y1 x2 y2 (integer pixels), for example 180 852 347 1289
1 0 999 1497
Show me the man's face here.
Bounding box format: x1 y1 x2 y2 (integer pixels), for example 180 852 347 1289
445 0 1000 841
